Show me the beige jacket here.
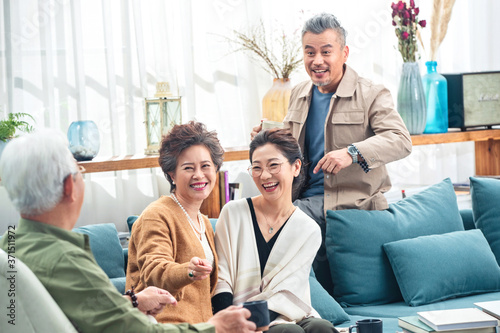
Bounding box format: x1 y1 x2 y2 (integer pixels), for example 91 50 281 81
283 65 412 212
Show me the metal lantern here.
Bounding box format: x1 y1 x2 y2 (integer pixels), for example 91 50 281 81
144 82 181 154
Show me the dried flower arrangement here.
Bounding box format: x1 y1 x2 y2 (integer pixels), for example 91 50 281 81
391 0 427 62
428 0 456 60
224 22 302 79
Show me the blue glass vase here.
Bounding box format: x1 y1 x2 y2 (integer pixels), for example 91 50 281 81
422 61 448 133
68 120 100 161
397 62 427 135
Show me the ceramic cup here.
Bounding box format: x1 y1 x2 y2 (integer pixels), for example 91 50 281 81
349 319 383 333
261 120 285 131
242 300 270 331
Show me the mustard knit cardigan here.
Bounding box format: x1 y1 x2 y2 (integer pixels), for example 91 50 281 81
126 196 218 324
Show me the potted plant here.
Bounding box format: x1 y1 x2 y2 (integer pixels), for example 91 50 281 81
223 22 302 122
0 112 35 157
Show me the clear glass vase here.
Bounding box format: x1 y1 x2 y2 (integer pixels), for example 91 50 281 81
68 120 100 161
422 61 448 133
262 78 292 122
397 62 427 135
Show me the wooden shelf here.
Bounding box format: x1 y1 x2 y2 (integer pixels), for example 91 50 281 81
411 129 500 146
79 146 250 174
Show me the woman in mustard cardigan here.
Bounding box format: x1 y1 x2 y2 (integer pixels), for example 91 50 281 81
126 121 223 324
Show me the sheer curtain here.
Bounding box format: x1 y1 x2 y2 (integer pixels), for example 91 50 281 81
1 0 499 231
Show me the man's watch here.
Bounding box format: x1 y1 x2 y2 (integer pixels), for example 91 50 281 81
347 145 358 164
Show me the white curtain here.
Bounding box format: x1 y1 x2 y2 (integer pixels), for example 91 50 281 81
1 0 499 232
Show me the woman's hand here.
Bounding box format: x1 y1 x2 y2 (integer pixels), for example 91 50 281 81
187 256 213 280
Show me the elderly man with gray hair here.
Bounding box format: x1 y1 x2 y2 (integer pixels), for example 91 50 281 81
252 12 412 293
0 129 257 333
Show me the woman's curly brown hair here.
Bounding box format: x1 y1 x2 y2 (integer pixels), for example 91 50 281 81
159 121 224 192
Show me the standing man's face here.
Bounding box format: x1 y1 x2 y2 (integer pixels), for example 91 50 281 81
302 29 349 94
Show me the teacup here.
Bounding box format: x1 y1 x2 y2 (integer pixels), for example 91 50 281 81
261 120 285 130
242 300 270 331
349 319 383 333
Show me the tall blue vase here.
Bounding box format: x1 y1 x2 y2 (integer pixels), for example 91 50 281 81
422 61 448 133
397 62 427 135
68 120 100 161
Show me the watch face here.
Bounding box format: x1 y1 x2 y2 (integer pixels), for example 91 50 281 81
348 145 357 163
348 145 357 155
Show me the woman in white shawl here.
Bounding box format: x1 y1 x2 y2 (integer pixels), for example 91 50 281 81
213 129 337 333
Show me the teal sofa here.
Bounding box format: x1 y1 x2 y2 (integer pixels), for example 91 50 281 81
85 177 500 332
325 177 500 332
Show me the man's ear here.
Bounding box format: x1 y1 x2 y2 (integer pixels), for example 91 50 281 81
63 174 76 201
343 45 349 62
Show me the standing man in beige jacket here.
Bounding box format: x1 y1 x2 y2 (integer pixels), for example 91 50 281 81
252 13 412 292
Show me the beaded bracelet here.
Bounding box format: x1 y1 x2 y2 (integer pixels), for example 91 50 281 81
125 286 139 308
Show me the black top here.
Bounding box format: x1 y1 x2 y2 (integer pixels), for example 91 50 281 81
212 198 289 323
247 198 287 277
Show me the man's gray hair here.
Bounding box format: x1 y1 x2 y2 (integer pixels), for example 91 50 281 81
302 12 347 48
0 129 78 215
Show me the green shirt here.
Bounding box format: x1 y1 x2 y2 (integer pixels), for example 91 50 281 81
0 219 215 333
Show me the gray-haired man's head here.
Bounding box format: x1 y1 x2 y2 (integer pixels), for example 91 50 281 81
302 13 347 48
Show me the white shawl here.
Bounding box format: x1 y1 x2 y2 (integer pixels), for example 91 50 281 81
214 198 322 324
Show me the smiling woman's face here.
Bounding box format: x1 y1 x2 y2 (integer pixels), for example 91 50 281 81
250 143 300 202
169 144 216 205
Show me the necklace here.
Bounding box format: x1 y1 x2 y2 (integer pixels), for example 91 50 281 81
259 200 295 234
171 193 205 238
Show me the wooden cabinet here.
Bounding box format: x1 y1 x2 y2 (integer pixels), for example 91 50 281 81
79 129 500 217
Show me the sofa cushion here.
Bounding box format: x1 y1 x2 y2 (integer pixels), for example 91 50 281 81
325 178 464 306
383 229 500 306
309 270 350 325
73 223 125 279
343 291 500 319
470 177 500 265
127 215 139 233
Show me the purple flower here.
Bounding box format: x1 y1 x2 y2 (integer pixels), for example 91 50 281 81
390 1 425 62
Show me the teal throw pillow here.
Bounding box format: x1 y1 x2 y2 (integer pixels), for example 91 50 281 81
325 178 464 306
470 177 500 265
73 223 125 279
383 229 500 306
309 270 350 325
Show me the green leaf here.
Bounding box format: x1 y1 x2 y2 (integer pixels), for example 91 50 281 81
0 112 35 141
